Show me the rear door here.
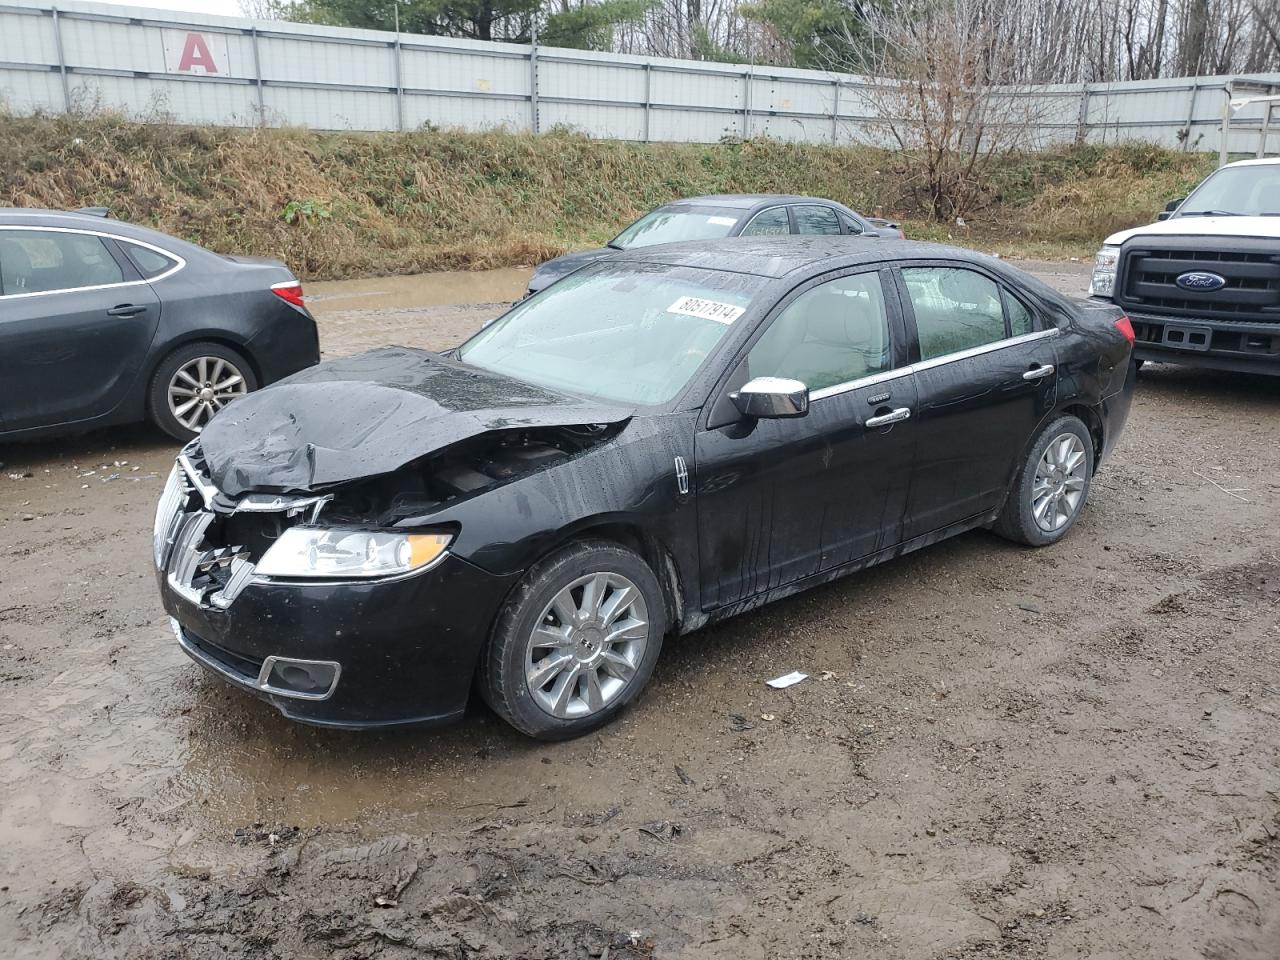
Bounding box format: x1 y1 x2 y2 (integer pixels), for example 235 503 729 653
897 264 1059 540
0 227 162 431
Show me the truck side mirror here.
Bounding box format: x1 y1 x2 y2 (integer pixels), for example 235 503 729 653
1157 197 1184 221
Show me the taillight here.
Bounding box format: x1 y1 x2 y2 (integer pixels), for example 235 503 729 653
271 280 305 309
1114 315 1135 345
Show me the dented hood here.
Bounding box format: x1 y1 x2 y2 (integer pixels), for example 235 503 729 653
197 346 632 497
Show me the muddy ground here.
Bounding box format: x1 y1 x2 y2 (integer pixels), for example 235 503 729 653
1 262 1277 960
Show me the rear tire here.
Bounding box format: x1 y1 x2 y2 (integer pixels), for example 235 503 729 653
993 415 1094 547
148 341 258 443
480 540 666 740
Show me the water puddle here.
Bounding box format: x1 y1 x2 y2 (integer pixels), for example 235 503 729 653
304 267 532 315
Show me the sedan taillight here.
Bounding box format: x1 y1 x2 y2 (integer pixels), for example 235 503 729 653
271 280 305 309
1114 315 1135 345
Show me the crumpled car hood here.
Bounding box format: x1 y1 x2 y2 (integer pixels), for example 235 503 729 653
197 346 632 497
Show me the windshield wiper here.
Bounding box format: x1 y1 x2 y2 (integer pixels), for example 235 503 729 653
1179 209 1242 217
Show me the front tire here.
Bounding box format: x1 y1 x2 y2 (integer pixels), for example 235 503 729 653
148 342 258 443
993 415 1094 547
481 540 667 740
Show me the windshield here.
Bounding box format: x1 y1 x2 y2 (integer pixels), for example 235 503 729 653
458 262 763 405
1178 164 1280 216
610 206 743 249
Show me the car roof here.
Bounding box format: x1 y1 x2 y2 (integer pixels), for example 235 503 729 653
0 208 203 256
663 194 845 210
610 236 997 279
1223 157 1280 168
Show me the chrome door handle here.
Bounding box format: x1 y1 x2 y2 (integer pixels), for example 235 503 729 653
866 406 912 428
1022 363 1055 381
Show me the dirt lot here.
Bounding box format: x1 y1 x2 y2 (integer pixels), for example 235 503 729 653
1 261 1277 960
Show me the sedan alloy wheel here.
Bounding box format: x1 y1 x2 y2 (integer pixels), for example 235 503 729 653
168 356 249 432
525 572 649 719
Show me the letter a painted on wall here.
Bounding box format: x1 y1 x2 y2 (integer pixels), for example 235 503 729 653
161 29 230 76
178 33 218 73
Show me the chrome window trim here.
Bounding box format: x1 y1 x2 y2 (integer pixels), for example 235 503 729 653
0 224 186 300
806 327 1060 403
809 367 913 401
738 205 790 237
910 327 1059 373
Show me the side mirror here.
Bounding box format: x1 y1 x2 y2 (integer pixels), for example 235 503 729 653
730 377 809 419
1158 197 1183 220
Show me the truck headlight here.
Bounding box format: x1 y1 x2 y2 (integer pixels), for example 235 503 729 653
256 528 452 579
1089 245 1120 297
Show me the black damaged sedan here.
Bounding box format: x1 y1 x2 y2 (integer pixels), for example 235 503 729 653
155 238 1136 739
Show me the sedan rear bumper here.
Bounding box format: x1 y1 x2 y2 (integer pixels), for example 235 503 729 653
160 554 518 728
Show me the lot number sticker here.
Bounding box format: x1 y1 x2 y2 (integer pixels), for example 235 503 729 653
667 296 745 324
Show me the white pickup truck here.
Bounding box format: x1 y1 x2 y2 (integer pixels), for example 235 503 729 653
1089 157 1280 374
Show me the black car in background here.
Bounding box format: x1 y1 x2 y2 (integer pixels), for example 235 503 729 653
156 238 1135 740
525 194 887 295
0 209 320 443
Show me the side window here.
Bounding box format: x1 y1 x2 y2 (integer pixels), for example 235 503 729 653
739 207 790 237
792 205 842 236
746 272 891 391
124 242 178 280
0 230 124 296
1004 289 1035 336
839 212 864 235
902 267 1005 360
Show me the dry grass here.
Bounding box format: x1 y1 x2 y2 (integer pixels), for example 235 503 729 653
0 112 1217 279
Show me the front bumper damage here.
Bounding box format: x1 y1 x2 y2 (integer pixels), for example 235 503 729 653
156 453 517 728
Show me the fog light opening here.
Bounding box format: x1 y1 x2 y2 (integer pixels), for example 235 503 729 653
259 657 340 700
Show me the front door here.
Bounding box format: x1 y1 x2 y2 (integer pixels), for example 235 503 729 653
0 228 161 431
695 268 918 609
896 265 1059 539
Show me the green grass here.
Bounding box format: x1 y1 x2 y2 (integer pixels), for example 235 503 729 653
0 111 1217 280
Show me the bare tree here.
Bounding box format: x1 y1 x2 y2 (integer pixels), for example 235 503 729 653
847 0 1051 220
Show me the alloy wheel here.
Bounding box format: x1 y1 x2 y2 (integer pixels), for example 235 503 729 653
525 572 649 719
168 356 248 432
1032 433 1087 533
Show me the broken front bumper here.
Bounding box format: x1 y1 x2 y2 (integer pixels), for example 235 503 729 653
154 458 518 729
160 555 515 728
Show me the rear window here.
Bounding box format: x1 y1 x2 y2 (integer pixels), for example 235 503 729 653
124 242 178 279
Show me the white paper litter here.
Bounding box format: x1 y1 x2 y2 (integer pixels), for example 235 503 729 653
766 671 808 689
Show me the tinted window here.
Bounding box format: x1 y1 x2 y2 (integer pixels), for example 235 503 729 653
0 230 124 295
747 272 890 390
839 212 863 235
792 205 842 236
460 262 764 405
124 243 178 279
1005 290 1035 336
739 207 790 237
903 267 1005 360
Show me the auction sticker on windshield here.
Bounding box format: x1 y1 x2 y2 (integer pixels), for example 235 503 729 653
667 295 746 324
706 216 738 226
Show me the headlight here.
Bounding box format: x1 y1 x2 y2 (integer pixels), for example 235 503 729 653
1089 244 1120 297
153 464 185 567
256 528 452 579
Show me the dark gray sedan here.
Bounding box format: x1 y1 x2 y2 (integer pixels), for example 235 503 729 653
0 209 319 443
526 194 886 295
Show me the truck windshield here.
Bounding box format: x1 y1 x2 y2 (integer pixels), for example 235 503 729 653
458 261 763 405
1178 164 1280 217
